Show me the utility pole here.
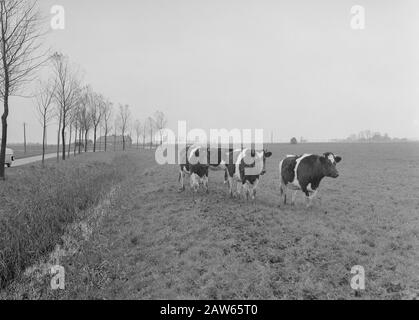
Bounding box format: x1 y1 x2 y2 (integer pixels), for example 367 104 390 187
23 123 27 154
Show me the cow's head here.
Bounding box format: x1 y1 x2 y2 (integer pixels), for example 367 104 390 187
242 148 273 176
260 149 272 175
321 152 342 178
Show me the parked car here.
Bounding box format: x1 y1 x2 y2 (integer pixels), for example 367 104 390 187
5 148 14 167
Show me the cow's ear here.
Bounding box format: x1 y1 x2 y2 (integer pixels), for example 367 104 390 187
265 151 272 158
335 156 342 163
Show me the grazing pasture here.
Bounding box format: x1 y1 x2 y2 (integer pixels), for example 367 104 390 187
1 143 418 299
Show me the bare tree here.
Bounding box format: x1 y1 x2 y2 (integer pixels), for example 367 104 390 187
35 80 55 166
113 120 117 152
134 119 142 149
117 104 131 151
51 52 81 160
67 108 78 158
55 103 62 162
101 99 113 152
79 88 92 153
0 0 47 179
147 116 155 149
73 104 80 156
153 110 167 145
142 119 146 149
90 92 104 152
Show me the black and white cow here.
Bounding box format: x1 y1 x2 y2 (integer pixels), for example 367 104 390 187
179 146 209 193
279 152 342 207
178 145 233 191
225 148 272 201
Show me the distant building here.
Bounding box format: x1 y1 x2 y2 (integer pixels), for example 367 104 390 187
96 135 132 148
75 139 93 148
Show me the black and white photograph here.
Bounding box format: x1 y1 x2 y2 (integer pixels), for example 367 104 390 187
0 0 418 306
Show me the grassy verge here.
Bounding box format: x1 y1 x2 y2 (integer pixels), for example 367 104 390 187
0 152 134 288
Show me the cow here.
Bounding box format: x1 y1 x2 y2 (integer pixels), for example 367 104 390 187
178 145 232 191
178 145 209 193
279 152 342 207
225 148 273 201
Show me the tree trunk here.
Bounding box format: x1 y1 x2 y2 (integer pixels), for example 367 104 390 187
84 130 88 153
143 127 146 149
42 121 46 166
73 122 78 156
122 134 125 151
150 129 153 149
23 123 26 154
78 127 82 154
93 126 97 152
0 94 9 180
114 131 116 152
68 124 72 158
56 110 62 163
61 114 66 160
99 128 102 151
0 11 10 179
104 127 108 152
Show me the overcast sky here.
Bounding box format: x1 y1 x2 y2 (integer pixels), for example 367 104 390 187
6 0 419 143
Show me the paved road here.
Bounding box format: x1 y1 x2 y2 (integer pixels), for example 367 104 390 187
8 151 101 168
10 153 57 167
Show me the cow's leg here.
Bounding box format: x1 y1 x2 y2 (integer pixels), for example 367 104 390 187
306 190 318 208
279 161 285 205
291 190 298 206
203 175 209 193
227 176 234 197
251 179 259 202
244 183 250 202
190 173 199 201
179 170 185 191
224 170 229 185
279 180 287 205
236 181 243 199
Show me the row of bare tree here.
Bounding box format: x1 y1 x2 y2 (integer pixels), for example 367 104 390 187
133 111 168 150
35 53 168 166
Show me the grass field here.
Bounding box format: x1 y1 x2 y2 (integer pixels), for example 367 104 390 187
1 143 418 299
0 152 136 290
